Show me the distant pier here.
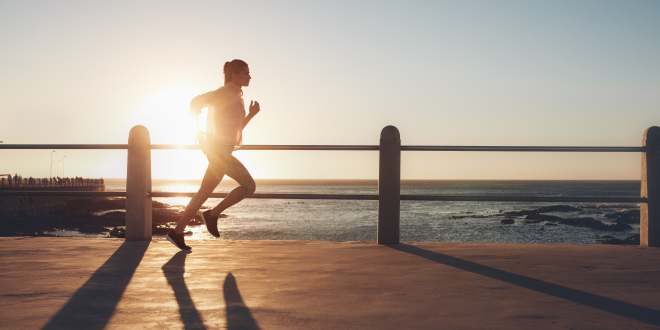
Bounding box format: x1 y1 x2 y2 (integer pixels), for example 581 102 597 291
0 174 105 191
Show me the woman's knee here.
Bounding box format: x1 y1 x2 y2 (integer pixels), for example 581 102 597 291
242 179 256 195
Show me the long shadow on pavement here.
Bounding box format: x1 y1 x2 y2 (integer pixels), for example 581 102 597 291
224 272 260 330
162 251 207 330
43 241 149 330
389 243 660 327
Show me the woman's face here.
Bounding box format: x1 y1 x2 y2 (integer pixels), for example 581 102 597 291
233 67 251 87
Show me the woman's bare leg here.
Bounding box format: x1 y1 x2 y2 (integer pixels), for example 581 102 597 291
173 164 224 233
207 155 255 218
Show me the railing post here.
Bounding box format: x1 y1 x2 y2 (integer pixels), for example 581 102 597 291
126 125 152 241
378 125 400 244
641 126 660 247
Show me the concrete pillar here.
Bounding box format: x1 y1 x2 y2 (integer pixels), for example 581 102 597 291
126 125 152 241
378 126 400 244
641 126 660 247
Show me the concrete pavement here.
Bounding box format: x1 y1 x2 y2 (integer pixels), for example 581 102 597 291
1 237 660 329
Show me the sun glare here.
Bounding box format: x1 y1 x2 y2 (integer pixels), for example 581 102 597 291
135 86 200 145
132 86 210 179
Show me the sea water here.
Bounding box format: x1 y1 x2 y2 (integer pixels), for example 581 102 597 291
105 179 640 243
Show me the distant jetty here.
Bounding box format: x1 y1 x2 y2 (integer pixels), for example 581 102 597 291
0 174 104 191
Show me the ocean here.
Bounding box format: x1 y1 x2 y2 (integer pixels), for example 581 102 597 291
105 179 641 243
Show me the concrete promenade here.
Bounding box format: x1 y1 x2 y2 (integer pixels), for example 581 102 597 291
1 237 660 329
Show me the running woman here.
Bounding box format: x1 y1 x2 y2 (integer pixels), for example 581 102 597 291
167 59 259 251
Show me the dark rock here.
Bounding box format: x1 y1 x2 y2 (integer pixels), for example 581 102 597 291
502 209 539 217
500 218 514 225
151 200 170 208
609 222 634 231
450 214 493 219
76 223 108 234
153 224 173 235
536 205 582 213
590 204 637 209
109 226 126 238
501 205 581 218
0 196 173 218
544 222 558 226
558 217 632 231
94 210 125 226
152 208 182 225
522 213 633 232
605 209 640 224
599 234 640 245
525 213 564 222
65 197 126 215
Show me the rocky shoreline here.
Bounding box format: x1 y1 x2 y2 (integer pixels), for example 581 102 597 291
451 204 641 244
0 197 641 244
0 196 191 238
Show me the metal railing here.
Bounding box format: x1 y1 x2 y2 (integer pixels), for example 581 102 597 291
1 125 658 246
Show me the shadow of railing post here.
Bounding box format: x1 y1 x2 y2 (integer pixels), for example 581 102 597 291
389 243 660 326
378 125 401 244
641 126 660 247
126 125 152 241
43 241 149 329
224 272 260 330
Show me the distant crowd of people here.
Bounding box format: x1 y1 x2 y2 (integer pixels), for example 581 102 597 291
0 174 105 188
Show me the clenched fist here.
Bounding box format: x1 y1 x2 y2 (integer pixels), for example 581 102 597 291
249 100 260 116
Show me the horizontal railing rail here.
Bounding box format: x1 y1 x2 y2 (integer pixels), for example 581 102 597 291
401 146 644 152
0 144 644 152
0 191 128 197
0 144 129 150
0 190 647 203
1 124 658 246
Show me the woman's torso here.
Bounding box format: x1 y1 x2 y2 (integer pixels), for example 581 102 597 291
206 87 246 147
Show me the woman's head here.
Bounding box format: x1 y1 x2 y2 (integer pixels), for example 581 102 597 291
223 59 250 86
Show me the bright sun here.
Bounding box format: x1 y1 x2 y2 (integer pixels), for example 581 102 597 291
135 86 201 144
132 86 211 179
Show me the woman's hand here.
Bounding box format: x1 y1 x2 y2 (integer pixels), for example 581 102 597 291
249 100 260 116
242 100 260 129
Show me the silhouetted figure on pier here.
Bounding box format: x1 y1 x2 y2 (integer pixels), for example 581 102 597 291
167 59 260 251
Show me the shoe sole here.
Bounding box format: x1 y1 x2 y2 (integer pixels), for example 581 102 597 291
166 234 191 251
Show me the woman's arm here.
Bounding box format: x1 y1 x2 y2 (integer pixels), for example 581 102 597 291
189 91 215 115
241 100 260 129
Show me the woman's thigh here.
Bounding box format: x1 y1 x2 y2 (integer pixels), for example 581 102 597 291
206 149 230 181
199 163 223 194
223 155 255 191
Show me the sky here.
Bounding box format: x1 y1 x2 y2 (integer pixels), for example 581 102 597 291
1 0 659 180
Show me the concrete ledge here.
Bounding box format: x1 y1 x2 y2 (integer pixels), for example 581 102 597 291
1 237 660 329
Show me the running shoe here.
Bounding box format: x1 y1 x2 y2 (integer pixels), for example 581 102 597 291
166 230 192 251
198 209 220 237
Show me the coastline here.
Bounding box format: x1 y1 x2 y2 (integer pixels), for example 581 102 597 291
0 194 641 244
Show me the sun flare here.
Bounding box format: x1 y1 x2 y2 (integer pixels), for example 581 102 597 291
131 85 211 179
135 86 203 145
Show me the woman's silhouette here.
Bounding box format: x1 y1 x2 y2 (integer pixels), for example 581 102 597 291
167 59 259 251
